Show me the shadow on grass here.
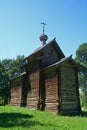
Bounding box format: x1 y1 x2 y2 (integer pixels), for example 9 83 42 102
0 112 51 128
0 112 35 128
80 111 87 117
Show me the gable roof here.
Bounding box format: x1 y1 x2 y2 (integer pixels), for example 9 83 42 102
26 38 65 62
41 55 78 71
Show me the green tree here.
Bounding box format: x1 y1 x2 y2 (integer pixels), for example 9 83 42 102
0 61 9 105
75 43 87 108
2 55 25 78
0 55 25 105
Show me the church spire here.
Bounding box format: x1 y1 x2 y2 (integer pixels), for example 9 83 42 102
39 22 48 45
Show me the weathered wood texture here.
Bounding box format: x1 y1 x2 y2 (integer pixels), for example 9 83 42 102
10 77 22 106
26 70 40 109
10 39 81 115
39 67 59 113
10 74 28 107
45 77 58 113
21 74 28 106
40 46 59 68
26 60 40 73
26 39 65 69
59 61 80 115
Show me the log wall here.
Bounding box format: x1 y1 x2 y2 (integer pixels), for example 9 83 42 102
40 45 59 68
10 77 22 106
59 62 80 115
26 70 40 109
10 73 28 107
10 58 80 115
40 67 59 113
45 77 58 113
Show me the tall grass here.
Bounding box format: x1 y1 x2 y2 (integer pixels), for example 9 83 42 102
0 105 87 130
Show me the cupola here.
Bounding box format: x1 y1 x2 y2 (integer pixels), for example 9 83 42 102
39 22 48 45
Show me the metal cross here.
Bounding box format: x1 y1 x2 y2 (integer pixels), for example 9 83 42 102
41 22 46 34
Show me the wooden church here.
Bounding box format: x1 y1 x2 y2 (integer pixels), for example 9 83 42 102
10 24 81 115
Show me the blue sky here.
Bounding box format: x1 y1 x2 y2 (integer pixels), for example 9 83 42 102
0 0 87 60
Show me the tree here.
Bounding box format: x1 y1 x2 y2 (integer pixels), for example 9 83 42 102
0 61 9 105
75 43 87 108
2 55 25 78
0 55 25 105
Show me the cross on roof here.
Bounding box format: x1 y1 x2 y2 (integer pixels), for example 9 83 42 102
41 22 46 34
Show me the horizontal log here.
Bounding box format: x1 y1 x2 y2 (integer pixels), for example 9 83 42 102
10 104 20 107
27 105 37 109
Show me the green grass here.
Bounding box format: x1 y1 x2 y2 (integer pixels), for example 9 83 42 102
0 106 87 130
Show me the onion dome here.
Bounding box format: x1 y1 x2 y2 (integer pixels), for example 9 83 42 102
39 34 48 45
40 22 48 45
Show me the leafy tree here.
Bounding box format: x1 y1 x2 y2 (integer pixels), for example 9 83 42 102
0 55 25 105
75 43 87 108
0 61 9 105
2 55 25 78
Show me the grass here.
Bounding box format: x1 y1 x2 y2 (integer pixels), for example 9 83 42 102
0 106 87 130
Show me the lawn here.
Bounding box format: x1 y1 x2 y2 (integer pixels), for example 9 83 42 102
0 105 87 130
